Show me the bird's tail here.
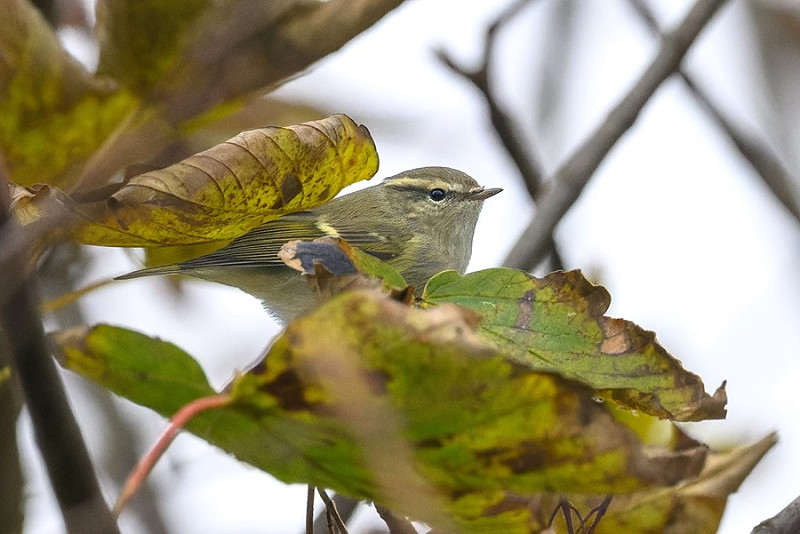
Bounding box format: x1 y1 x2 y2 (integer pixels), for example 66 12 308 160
115 264 182 280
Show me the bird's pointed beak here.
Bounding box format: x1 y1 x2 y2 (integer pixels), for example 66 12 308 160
468 187 503 201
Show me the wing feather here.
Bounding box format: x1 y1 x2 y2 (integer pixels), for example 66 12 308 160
180 213 410 269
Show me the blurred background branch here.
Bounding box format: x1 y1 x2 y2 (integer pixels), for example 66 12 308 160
503 0 730 270
37 243 169 534
436 0 545 200
437 0 566 270
625 0 800 226
0 171 118 532
751 494 800 534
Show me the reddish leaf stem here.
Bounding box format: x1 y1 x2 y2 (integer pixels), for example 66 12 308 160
114 393 232 515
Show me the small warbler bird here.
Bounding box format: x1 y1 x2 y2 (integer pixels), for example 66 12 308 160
120 167 501 321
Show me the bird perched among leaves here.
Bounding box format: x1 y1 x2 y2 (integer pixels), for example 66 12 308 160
119 167 501 322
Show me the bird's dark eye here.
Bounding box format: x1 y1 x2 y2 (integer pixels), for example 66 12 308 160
429 188 446 202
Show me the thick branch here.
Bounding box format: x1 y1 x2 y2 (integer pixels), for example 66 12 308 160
38 243 169 533
503 0 731 270
751 494 800 534
0 172 118 532
0 278 119 533
0 331 23 534
0 272 118 532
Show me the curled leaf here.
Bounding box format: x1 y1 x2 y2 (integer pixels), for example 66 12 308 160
70 114 378 246
279 238 361 277
423 269 727 422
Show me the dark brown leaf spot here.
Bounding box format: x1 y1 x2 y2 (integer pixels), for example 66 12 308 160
477 441 548 474
514 289 535 329
106 197 129 231
260 368 311 411
365 369 390 396
482 493 534 517
280 172 302 204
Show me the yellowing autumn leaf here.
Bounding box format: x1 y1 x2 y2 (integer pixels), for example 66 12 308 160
12 115 377 250
543 432 777 534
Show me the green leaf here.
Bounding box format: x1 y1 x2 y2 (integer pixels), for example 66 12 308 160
45 115 378 247
0 0 137 189
422 269 727 422
55 290 709 533
53 325 216 409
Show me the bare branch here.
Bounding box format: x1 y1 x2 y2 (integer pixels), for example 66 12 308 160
311 494 359 534
503 0 731 270
0 170 119 533
375 505 419 534
436 0 545 199
317 488 348 534
0 333 23 534
626 0 800 226
751 494 800 534
306 485 314 534
0 284 120 534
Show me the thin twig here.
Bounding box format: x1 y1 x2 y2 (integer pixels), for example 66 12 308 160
562 498 576 534
546 497 564 529
325 509 335 534
316 488 349 534
546 497 577 534
437 0 566 270
436 0 545 199
311 494 359 534
585 495 613 534
626 0 800 226
306 485 315 534
375 504 419 534
546 496 615 534
42 277 116 312
503 0 731 270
